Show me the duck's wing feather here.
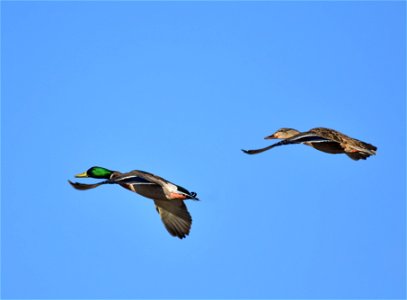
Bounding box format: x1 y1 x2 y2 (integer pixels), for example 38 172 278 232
68 180 109 190
242 132 331 155
242 144 277 155
154 199 192 239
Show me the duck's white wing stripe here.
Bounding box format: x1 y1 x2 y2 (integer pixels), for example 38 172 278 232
284 132 331 144
112 175 156 185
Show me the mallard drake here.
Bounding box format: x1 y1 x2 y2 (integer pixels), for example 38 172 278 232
68 166 198 239
242 127 377 160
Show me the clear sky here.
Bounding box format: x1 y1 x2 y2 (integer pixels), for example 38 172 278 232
1 1 405 299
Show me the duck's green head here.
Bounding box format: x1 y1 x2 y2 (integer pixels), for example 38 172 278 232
75 166 114 179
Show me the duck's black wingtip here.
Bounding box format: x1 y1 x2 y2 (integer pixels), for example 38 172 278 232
190 192 200 201
241 149 254 155
176 233 188 239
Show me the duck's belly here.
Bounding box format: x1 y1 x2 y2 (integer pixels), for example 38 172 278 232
121 184 167 200
310 142 344 154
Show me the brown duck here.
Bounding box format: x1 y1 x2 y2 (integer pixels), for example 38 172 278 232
242 127 377 160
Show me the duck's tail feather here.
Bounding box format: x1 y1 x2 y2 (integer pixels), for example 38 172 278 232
189 192 199 201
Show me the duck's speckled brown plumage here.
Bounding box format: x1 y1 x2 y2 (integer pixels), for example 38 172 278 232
242 127 377 160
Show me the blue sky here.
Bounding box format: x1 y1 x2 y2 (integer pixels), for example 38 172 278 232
1 1 405 299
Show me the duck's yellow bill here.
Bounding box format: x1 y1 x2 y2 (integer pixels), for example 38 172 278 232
75 171 88 178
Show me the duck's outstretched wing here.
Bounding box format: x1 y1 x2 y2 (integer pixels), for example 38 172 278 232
242 132 331 155
154 199 192 239
68 180 109 190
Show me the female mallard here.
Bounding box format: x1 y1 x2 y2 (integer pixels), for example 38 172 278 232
68 166 198 239
242 127 377 160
